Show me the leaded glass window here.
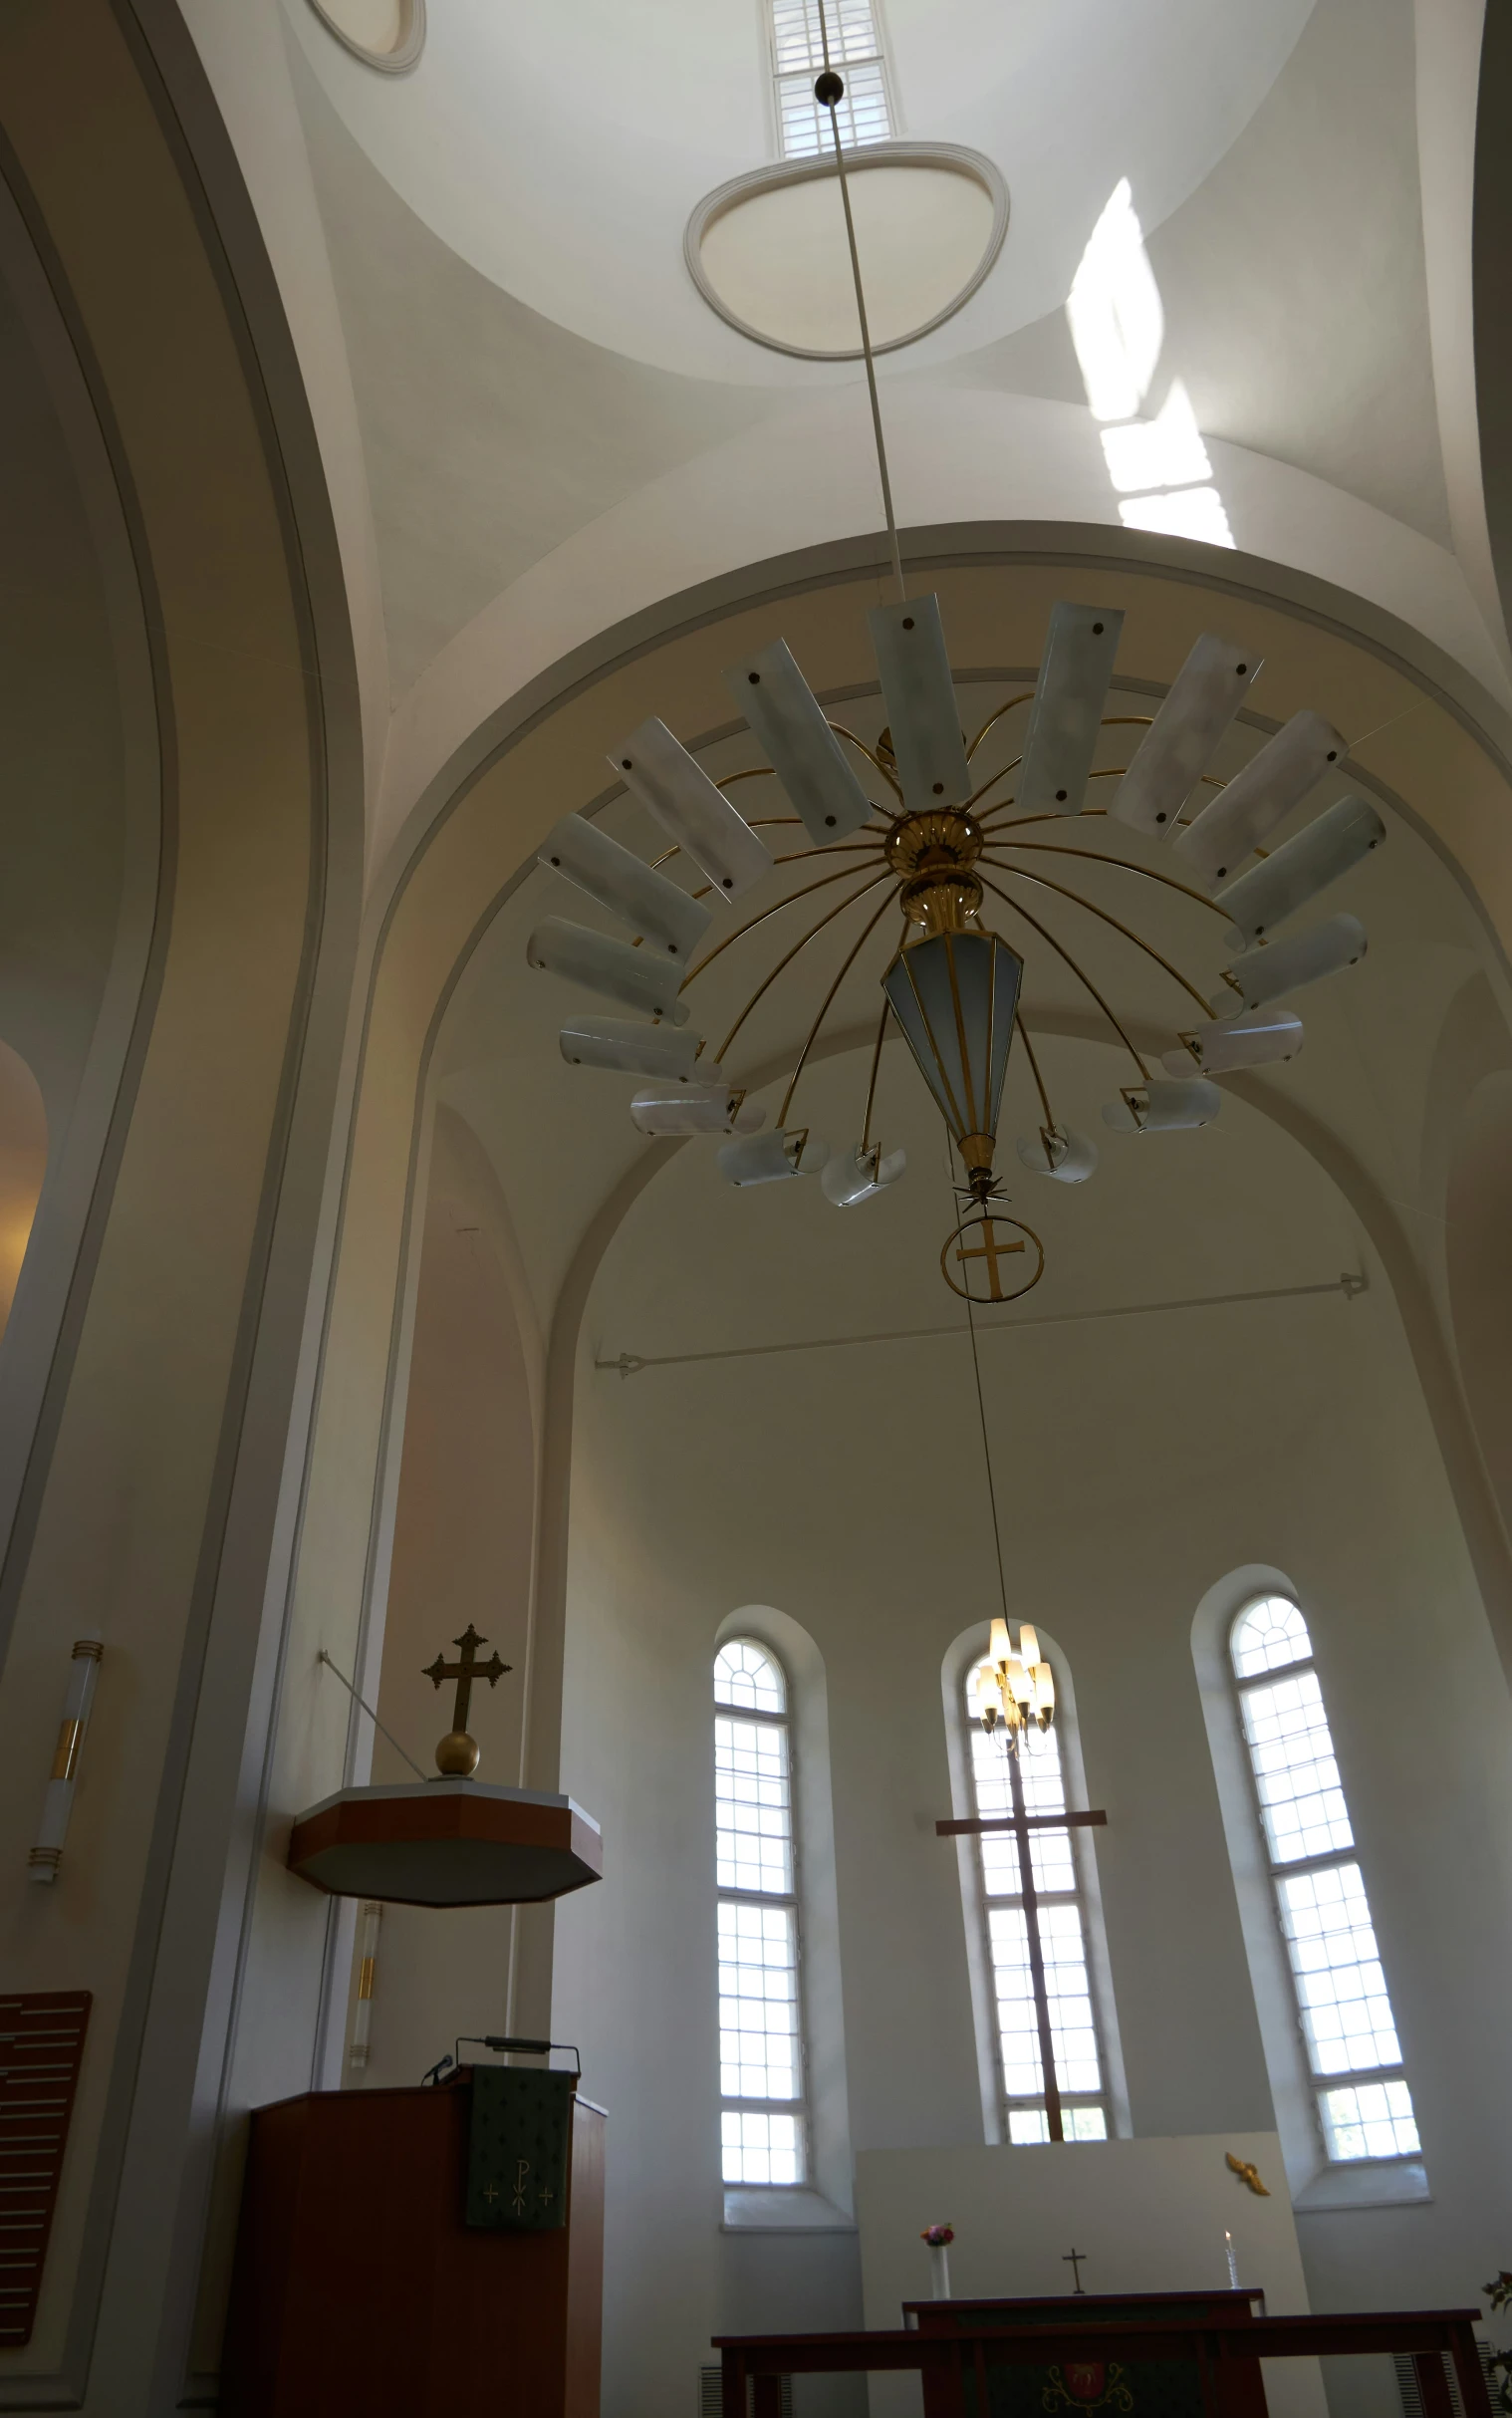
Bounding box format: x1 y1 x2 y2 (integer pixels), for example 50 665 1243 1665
1230 1597 1419 2163
769 0 893 158
715 1640 807 2184
965 1661 1109 2143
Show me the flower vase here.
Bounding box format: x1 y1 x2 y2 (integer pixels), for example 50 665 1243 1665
930 2242 952 2300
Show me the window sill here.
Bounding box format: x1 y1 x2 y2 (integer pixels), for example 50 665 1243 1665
722 2188 857 2234
1294 2160 1431 2214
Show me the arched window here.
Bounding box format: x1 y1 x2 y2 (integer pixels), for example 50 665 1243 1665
715 1640 807 2185
963 1649 1110 2143
769 0 894 158
1230 1595 1419 2163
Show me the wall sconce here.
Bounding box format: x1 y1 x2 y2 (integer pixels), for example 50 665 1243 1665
29 1633 103 1882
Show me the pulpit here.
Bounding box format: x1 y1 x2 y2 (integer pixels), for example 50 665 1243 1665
221 2071 604 2417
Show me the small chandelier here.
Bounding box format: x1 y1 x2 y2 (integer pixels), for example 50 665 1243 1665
975 1618 1055 1750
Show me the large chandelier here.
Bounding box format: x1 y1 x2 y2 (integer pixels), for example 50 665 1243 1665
525 58 1386 1300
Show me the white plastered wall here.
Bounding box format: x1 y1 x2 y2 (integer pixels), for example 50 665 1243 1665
543 1040 1512 2418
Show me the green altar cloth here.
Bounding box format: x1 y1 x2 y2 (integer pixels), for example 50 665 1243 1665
465 2067 575 2231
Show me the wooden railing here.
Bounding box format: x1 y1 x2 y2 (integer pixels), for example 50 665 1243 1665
713 2307 1492 2418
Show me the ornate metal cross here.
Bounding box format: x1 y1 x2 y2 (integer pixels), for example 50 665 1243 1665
422 1624 509 1775
954 1219 1026 1302
936 1750 1107 2143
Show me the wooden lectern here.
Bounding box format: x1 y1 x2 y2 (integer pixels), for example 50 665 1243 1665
222 2073 604 2417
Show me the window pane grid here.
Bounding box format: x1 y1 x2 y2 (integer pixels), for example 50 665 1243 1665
771 0 891 158
988 1903 1104 2099
716 1714 793 1896
716 1643 807 2187
718 1898 801 2102
722 2109 803 2186
1318 2080 1419 2161
1277 1863 1402 2076
1230 1598 1419 2168
1007 2105 1108 2146
1240 1669 1354 1864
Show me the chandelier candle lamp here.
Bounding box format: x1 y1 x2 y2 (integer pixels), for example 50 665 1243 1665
975 1617 1056 1750
525 52 1386 1292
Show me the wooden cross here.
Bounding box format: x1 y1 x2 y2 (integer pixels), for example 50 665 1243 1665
421 1623 508 1737
936 1746 1107 2143
955 1219 1026 1303
1062 2247 1088 2294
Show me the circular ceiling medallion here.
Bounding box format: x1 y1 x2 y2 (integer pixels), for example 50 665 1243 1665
304 0 424 73
685 142 1007 361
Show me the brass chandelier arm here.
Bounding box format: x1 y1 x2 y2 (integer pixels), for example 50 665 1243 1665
995 840 1234 921
861 999 891 1152
977 874 1150 1083
964 756 1024 815
679 859 885 991
712 872 894 1064
1015 1015 1057 1135
827 722 903 803
647 813 806 876
778 892 900 1128
965 694 1036 763
980 855 1214 1017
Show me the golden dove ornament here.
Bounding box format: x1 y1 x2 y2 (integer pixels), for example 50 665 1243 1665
1226 2152 1270 2197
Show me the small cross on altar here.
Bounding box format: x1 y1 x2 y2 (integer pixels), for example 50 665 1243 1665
936 1749 1108 2143
1062 2247 1088 2294
421 1622 510 1777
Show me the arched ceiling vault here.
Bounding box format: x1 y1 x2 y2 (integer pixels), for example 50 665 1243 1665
151 0 1509 873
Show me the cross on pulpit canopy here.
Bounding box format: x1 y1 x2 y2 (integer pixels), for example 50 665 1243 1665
936 1747 1108 2143
1062 2247 1088 2293
954 1220 1025 1302
422 1623 510 1777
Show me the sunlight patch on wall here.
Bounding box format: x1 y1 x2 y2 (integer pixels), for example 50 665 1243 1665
1067 180 1233 549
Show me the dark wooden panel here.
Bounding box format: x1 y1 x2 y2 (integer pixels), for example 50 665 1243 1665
0 1990 91 2348
222 2080 605 2417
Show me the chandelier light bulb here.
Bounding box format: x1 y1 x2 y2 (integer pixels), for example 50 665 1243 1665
630 1083 753 1137
1017 601 1124 817
1223 913 1367 1009
989 1617 1012 1665
537 812 711 962
559 1015 707 1081
1163 1005 1304 1076
1173 709 1347 889
821 1143 907 1208
1113 632 1261 835
1017 1623 1041 1668
1016 1127 1099 1184
715 1129 830 1186
723 638 873 845
528 919 688 1024
1216 794 1385 945
612 716 773 901
977 1666 1004 1722
1033 1662 1056 1725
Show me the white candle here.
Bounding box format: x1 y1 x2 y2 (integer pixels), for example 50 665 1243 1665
1225 2230 1239 2289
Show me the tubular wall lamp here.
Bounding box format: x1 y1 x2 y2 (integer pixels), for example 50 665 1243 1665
29 1633 103 1883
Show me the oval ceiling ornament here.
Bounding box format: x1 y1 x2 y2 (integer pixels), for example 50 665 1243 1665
685 142 1008 362
304 0 425 74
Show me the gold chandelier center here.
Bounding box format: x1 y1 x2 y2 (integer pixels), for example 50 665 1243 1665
886 809 985 934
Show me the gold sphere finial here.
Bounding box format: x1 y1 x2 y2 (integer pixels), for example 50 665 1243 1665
435 1729 480 1777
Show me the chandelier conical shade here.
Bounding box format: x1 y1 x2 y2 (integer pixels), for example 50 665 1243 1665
882 930 1024 1198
